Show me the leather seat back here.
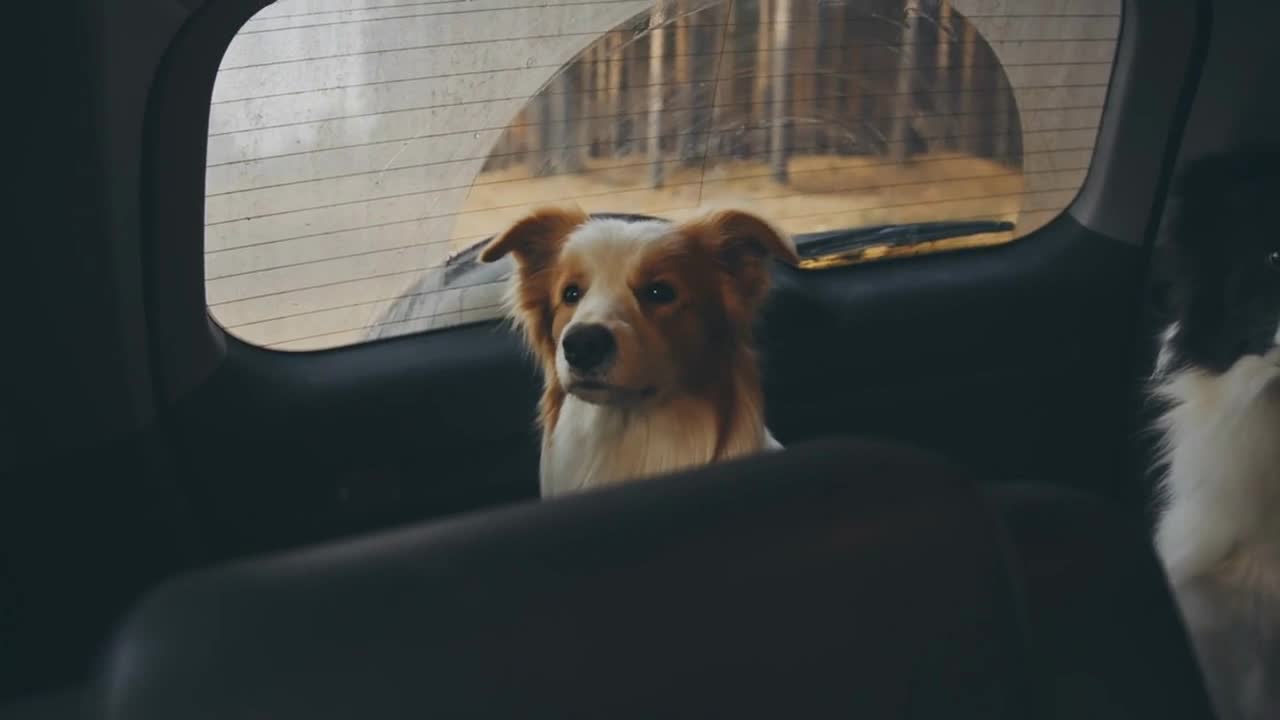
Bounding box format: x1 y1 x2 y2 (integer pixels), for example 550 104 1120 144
93 437 1211 719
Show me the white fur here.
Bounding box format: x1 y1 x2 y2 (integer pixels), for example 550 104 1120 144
553 219 674 401
541 388 781 497
1152 321 1280 720
1152 324 1280 583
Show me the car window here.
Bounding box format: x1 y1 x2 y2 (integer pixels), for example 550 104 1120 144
206 0 1121 351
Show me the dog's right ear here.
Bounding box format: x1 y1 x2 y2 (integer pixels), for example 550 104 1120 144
479 206 589 267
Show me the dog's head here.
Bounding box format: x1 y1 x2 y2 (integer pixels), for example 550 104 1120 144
480 207 798 407
1164 144 1280 373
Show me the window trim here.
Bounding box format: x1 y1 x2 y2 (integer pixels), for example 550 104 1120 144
137 0 1207 403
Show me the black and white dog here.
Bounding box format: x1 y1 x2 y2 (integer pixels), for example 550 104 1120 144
1151 145 1280 720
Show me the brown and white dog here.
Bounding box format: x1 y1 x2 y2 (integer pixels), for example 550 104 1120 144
480 206 798 497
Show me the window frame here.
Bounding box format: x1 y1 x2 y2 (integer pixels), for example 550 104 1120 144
138 0 1206 404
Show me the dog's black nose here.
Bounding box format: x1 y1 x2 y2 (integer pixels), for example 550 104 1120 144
562 324 616 371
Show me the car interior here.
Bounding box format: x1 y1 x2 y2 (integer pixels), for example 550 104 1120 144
6 0 1278 717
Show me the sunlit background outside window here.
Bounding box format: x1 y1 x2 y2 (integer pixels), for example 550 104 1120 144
206 0 1120 350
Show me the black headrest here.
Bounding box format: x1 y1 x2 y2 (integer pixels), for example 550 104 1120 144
91 437 1211 719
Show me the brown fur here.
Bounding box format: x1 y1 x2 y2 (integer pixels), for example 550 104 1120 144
662 210 794 457
479 206 589 433
481 207 795 464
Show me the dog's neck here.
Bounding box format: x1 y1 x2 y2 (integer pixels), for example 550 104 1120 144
538 358 777 498
1153 323 1280 587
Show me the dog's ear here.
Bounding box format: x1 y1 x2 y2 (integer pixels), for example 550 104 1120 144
687 209 798 311
480 206 588 364
480 206 589 267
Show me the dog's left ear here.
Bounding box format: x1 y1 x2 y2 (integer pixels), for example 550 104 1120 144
691 209 799 310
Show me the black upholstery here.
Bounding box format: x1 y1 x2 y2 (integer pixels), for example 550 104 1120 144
985 484 1216 719
93 438 1212 719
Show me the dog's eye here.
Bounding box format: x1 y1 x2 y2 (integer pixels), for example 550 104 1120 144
643 282 677 304
1267 250 1280 271
561 284 582 304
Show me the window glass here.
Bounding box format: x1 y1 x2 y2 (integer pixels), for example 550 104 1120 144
207 0 1121 350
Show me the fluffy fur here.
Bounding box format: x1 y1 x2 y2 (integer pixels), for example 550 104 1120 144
480 207 796 498
1150 145 1280 720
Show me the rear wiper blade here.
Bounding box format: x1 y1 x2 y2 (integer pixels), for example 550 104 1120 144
794 219 1016 260
440 216 1016 288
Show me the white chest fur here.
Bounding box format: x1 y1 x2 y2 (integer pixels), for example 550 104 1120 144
539 396 780 497
1153 344 1280 585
